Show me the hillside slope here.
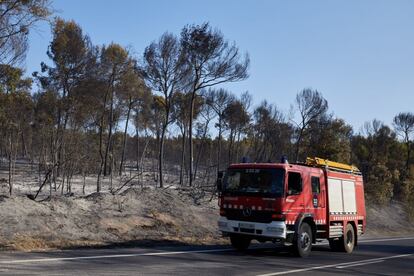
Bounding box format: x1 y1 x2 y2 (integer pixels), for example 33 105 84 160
0 188 222 251
0 188 412 251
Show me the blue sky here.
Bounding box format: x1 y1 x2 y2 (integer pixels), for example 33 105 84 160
26 0 414 132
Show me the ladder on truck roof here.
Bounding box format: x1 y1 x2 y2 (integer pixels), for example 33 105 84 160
305 157 361 175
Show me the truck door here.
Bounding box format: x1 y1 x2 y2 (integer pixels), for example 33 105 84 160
285 171 304 222
310 173 326 225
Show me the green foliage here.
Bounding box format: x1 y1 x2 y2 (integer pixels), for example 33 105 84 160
223 100 250 132
0 65 33 131
180 22 249 85
32 89 58 126
49 18 90 70
365 163 394 205
305 117 353 164
0 0 52 65
0 65 32 93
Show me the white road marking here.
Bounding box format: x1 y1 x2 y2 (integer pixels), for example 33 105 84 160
358 236 414 243
256 253 413 276
317 236 414 246
335 259 383 269
0 248 234 264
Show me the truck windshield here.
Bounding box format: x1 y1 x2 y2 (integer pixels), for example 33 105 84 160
223 168 285 197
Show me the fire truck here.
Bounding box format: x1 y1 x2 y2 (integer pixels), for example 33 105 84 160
217 157 366 257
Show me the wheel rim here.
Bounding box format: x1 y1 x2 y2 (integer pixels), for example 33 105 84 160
346 230 353 246
300 232 311 250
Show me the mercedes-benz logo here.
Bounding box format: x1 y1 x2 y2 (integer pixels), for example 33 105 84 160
242 207 252 217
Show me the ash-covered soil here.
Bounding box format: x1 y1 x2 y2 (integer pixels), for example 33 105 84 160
0 188 223 251
365 200 414 237
0 186 413 251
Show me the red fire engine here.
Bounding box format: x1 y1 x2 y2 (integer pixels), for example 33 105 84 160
217 157 366 257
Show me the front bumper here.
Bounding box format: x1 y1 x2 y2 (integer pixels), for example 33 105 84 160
218 216 287 239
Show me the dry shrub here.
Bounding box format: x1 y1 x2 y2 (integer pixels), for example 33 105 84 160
9 234 49 251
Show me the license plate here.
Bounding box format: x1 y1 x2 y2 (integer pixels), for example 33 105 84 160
239 222 254 229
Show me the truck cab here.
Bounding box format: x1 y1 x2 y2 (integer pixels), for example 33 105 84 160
217 157 366 257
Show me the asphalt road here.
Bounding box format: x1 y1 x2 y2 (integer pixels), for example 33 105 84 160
0 237 413 275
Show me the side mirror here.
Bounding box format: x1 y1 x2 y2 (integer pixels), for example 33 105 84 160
217 171 224 192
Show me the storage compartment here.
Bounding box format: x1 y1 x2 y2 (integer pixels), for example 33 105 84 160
328 178 356 214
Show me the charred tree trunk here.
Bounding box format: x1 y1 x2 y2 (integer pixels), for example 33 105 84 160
8 133 13 196
189 95 195 187
104 88 115 176
136 125 140 171
194 120 210 179
158 108 170 188
179 127 186 186
120 99 133 176
97 123 104 192
158 129 166 188
235 130 242 163
295 127 305 162
406 138 411 174
217 117 223 175
228 128 234 166
21 131 28 158
97 86 110 192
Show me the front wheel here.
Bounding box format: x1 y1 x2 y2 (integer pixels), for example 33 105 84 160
230 235 251 251
292 223 312 257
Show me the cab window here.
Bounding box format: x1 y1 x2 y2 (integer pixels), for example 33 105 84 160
287 172 302 195
311 176 320 194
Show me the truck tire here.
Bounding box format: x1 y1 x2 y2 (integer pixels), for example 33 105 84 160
342 223 355 253
330 224 355 253
292 223 312 257
230 235 251 251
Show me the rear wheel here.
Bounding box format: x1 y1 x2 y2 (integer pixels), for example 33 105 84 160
292 223 312 257
342 223 355 253
230 235 251 251
329 224 355 253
